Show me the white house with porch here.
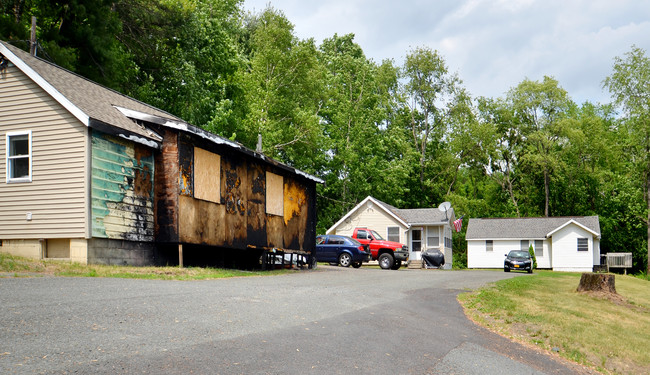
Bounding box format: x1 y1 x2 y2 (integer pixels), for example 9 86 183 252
326 196 456 268
465 216 601 272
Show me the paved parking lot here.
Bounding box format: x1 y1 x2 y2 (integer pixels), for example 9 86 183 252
0 266 593 374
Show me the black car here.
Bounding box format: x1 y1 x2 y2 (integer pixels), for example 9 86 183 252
504 250 533 273
315 235 371 268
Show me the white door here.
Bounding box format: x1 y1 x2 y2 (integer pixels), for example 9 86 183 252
410 228 423 261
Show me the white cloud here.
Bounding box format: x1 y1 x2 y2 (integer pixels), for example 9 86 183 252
243 0 650 104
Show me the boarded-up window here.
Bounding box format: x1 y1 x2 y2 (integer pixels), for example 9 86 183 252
194 147 220 203
266 171 283 216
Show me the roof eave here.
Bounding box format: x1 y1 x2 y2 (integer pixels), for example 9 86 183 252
114 106 324 184
0 43 89 127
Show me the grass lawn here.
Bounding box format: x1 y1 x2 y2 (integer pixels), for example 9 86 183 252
458 270 650 374
0 253 297 280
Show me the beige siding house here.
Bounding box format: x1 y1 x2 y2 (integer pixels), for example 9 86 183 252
0 41 169 264
327 196 456 268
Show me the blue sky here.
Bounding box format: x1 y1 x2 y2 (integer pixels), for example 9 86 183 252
242 0 650 105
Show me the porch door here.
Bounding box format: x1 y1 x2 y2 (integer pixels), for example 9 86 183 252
411 228 423 261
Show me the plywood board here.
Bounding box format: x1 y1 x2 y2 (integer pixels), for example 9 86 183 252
179 195 225 246
266 172 283 216
193 147 220 203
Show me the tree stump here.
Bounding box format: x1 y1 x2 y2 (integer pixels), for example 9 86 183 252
577 273 616 294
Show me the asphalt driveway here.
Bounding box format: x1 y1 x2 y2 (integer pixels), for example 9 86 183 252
0 266 594 374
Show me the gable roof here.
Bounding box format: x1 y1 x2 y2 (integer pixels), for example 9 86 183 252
327 196 409 234
326 196 454 234
0 41 178 147
465 216 601 240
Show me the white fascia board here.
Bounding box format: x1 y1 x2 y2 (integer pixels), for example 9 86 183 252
467 237 547 241
326 196 409 234
369 197 409 228
0 44 89 126
326 196 372 234
546 219 600 238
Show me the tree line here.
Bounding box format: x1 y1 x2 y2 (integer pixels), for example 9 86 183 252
2 0 649 272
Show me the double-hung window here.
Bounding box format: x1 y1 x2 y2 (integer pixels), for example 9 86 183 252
577 238 588 252
6 131 32 183
387 227 400 242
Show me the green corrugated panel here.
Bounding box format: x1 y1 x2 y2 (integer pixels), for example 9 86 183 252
91 131 154 241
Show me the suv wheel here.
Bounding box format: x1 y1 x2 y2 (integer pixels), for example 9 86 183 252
378 253 394 270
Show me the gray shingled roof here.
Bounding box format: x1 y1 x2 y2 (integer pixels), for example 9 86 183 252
373 198 453 224
465 216 601 240
2 41 180 142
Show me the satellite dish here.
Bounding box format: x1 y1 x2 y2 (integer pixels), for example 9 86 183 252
438 202 451 212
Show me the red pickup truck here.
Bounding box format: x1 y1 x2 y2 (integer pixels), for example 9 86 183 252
350 227 409 270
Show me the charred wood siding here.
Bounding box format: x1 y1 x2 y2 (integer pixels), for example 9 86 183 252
91 130 154 242
154 129 179 243
155 132 316 253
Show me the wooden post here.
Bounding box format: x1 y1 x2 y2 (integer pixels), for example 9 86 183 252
178 244 183 268
30 16 37 56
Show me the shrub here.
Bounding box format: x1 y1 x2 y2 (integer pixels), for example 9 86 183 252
529 244 537 269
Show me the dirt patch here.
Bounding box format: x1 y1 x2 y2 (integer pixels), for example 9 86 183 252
578 290 649 313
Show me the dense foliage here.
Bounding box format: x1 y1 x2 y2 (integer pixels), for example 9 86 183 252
1 1 648 272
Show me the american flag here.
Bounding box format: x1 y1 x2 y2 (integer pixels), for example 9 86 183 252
453 215 464 232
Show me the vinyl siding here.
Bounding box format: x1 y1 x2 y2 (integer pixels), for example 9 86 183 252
330 201 408 242
468 239 519 268
550 225 595 272
0 63 87 239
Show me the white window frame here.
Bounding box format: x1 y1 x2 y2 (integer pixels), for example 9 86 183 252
577 238 588 252
486 240 493 252
427 227 439 248
387 226 400 242
6 131 32 183
534 240 543 256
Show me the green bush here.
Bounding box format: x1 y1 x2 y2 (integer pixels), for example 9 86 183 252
528 244 537 269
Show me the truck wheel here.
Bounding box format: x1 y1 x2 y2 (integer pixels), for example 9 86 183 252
352 262 362 268
378 253 394 270
339 253 352 267
391 260 402 270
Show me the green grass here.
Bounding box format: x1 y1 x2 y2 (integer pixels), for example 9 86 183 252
459 271 650 374
0 253 296 280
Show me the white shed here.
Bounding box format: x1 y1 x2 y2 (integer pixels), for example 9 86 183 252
465 216 601 272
